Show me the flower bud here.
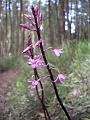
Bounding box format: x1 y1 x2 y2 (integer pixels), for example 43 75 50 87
20 24 30 30
24 14 32 20
31 5 38 16
39 12 43 21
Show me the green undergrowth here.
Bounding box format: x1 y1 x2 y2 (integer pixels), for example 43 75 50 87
5 40 90 119
0 55 25 72
47 41 90 73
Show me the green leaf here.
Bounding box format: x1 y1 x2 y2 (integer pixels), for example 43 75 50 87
16 81 23 87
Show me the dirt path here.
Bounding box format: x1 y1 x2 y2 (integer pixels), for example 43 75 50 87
0 69 20 119
0 69 19 96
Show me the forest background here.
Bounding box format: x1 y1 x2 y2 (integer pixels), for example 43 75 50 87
0 0 90 120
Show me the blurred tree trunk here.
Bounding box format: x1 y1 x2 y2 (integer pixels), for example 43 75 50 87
2 2 6 56
20 0 25 51
70 1 72 40
10 1 15 54
64 0 68 41
66 0 70 40
5 0 7 40
75 0 79 40
54 0 61 44
88 0 90 40
5 0 8 54
64 0 69 41
59 0 65 42
48 0 54 46
80 2 85 40
9 0 12 54
15 1 20 55
0 0 3 57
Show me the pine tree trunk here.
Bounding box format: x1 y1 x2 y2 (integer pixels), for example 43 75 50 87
48 0 54 46
59 0 65 42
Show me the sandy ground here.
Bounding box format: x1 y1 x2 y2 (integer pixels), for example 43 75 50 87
0 69 19 97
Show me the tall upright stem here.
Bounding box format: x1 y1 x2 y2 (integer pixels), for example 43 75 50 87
35 72 48 120
29 36 51 120
32 7 71 120
34 69 51 120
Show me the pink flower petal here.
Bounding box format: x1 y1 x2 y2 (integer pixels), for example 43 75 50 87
24 14 32 20
20 24 31 30
35 39 43 46
52 48 64 56
32 80 39 89
22 45 32 53
38 11 43 21
32 80 38 86
58 74 66 84
27 55 44 69
54 74 66 84
28 80 39 89
24 14 35 26
31 5 38 16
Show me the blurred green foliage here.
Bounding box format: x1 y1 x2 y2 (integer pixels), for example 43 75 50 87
2 41 90 119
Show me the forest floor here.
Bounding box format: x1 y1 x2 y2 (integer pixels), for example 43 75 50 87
0 68 90 120
0 69 20 96
0 69 47 120
0 63 90 120
0 69 20 119
0 46 90 120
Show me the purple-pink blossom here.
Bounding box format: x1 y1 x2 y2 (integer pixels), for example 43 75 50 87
24 14 32 21
38 11 43 21
24 14 35 27
31 5 42 23
52 48 64 56
22 45 32 53
31 5 38 16
27 55 44 69
54 74 66 84
35 39 43 47
28 80 39 89
20 24 31 30
22 39 43 54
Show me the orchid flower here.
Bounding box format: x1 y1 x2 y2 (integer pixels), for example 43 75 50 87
35 39 43 47
28 80 39 89
54 74 66 84
24 14 35 27
20 24 31 30
22 39 43 54
22 45 32 53
27 55 44 69
28 75 49 89
24 14 32 20
52 48 64 56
